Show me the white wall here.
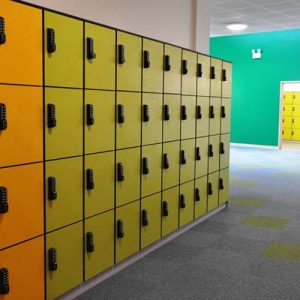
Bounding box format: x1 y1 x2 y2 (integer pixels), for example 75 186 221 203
23 0 210 54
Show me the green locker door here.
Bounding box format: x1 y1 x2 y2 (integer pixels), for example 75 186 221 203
85 23 115 90
141 193 161 249
142 93 163 145
142 38 164 93
45 88 83 160
293 105 300 117
220 134 230 169
163 94 181 142
209 98 221 135
282 116 292 128
85 152 114 218
179 181 194 227
283 92 293 105
85 90 115 154
196 96 209 137
44 11 83 88
210 58 222 97
46 222 83 300
208 135 220 174
219 168 229 205
180 139 195 183
282 128 292 140
182 50 197 95
294 93 300 105
116 148 140 207
195 137 208 178
283 105 293 117
45 157 82 232
141 144 162 198
221 98 231 134
293 117 300 128
207 172 219 211
117 31 142 91
181 96 196 140
115 201 140 263
194 176 207 219
116 92 141 149
222 61 232 98
292 129 300 140
162 186 179 237
164 44 182 94
162 141 180 190
85 210 114 280
197 54 210 97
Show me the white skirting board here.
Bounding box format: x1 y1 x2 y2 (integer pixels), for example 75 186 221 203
58 204 226 300
230 143 279 150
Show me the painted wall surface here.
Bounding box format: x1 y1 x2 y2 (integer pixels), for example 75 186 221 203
210 28 300 147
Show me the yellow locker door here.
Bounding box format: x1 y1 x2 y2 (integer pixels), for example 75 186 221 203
179 181 194 227
117 31 142 91
283 92 293 105
210 58 222 97
221 98 231 134
85 90 115 154
44 11 83 88
46 222 83 300
45 88 83 160
181 96 196 140
163 94 181 142
162 186 179 237
195 137 208 179
209 98 221 135
85 23 115 90
116 92 141 149
162 141 180 190
292 129 300 141
220 134 230 169
45 157 83 232
282 116 292 128
194 176 207 219
141 193 161 249
115 201 140 263
197 54 210 97
222 61 232 98
293 92 300 105
180 139 195 184
0 236 44 300
219 169 229 205
293 117 300 129
142 93 163 145
142 38 163 93
196 96 209 137
116 148 140 207
293 105 300 117
164 44 181 94
207 172 219 211
141 144 162 198
85 152 114 218
85 210 114 280
282 128 292 140
283 105 293 117
181 50 197 95
208 135 220 174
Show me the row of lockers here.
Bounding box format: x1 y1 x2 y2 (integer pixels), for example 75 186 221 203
283 92 300 105
282 128 300 140
0 168 228 300
0 1 231 96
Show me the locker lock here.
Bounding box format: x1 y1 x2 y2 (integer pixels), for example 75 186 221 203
162 201 169 217
221 106 226 118
118 44 125 64
220 142 225 154
117 104 125 124
47 104 57 128
195 147 201 161
143 50 150 68
219 178 224 190
86 169 95 190
0 268 9 295
197 63 203 77
0 104 7 131
181 105 187 120
117 163 125 182
117 219 124 238
86 232 95 253
209 106 215 119
163 105 170 121
47 28 56 54
87 37 96 60
142 209 149 227
196 105 202 119
143 105 150 122
0 17 6 45
0 187 8 214
208 183 213 195
182 59 188 75
163 153 169 169
48 248 58 271
142 157 149 175
208 144 214 157
86 104 95 126
195 188 201 202
180 150 186 165
48 177 57 201
164 55 171 71
210 66 216 79
179 194 186 209
222 69 227 81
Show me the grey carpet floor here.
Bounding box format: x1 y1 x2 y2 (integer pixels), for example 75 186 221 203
76 145 300 300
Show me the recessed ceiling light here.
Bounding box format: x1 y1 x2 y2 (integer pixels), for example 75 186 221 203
226 23 248 31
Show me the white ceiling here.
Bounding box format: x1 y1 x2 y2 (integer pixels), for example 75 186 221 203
210 0 300 36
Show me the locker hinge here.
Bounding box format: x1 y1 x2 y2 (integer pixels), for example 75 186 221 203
0 103 8 131
143 50 150 68
86 169 95 190
0 17 6 45
87 37 96 60
179 194 186 209
117 219 124 238
0 187 8 214
195 188 201 202
164 55 171 71
143 104 150 122
86 104 95 126
197 63 203 77
47 28 56 53
48 177 57 201
117 163 125 182
196 105 202 119
163 153 169 169
48 248 58 271
0 268 9 295
47 104 57 128
118 44 125 64
142 157 149 175
86 232 95 253
141 209 149 226
182 59 188 75
162 201 169 216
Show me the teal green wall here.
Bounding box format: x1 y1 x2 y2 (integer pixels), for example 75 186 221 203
210 28 300 146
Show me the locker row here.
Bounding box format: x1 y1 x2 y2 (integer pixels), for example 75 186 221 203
0 1 232 97
283 91 300 105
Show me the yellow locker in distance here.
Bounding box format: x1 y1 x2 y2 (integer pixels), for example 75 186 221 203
164 44 182 94
45 156 83 232
282 128 292 140
293 105 300 117
142 38 164 93
194 176 207 219
207 172 219 211
180 139 195 184
221 98 231 134
163 94 181 142
84 210 114 280
142 93 163 145
141 193 161 249
283 105 293 117
210 58 222 97
179 181 194 227
283 92 293 105
117 31 142 91
195 137 208 179
45 88 83 160
181 96 196 140
85 152 114 218
219 168 229 205
294 93 300 105
85 23 115 90
209 98 221 135
282 116 292 128
208 135 220 174
44 11 83 88
116 92 141 149
197 54 210 97
116 147 140 207
292 129 300 140
181 50 197 95
220 134 230 169
196 96 209 137
222 61 232 98
46 222 83 300
115 200 140 263
141 144 162 198
292 117 300 128
162 186 179 237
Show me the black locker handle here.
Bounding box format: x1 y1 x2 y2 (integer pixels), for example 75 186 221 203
209 106 215 119
220 142 225 154
182 59 188 75
48 248 58 271
86 169 95 190
47 104 56 128
222 69 227 81
163 104 170 121
197 63 203 77
179 194 186 209
210 66 216 79
208 182 213 195
142 209 149 227
164 55 171 71
162 201 169 217
86 104 95 126
86 232 95 253
219 178 224 190
48 177 57 201
0 103 7 131
196 105 202 120
0 268 9 295
87 37 96 60
117 163 124 182
208 144 214 157
143 50 150 68
163 153 169 169
221 106 226 118
47 28 56 54
118 104 125 124
195 147 201 161
143 105 150 122
142 157 149 175
181 105 187 120
0 187 8 214
180 150 186 165
118 44 125 64
195 188 201 202
117 219 124 238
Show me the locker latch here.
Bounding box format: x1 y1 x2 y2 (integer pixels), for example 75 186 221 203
210 66 216 79
117 104 125 124
195 147 201 161
0 103 7 131
48 248 58 271
195 188 201 202
197 63 203 77
142 157 149 175
208 183 213 195
163 153 169 169
220 142 225 154
118 44 125 64
0 17 6 45
47 104 57 128
86 104 95 126
164 55 171 71
117 220 124 238
143 105 150 122
209 106 215 118
219 178 224 190
47 28 56 54
48 177 57 201
163 104 170 121
0 268 9 295
179 194 186 209
87 37 96 60
86 169 95 190
0 187 8 214
117 163 125 182
221 106 226 118
181 105 187 120
196 105 202 119
180 150 186 165
208 144 214 157
222 69 227 81
86 232 95 253
182 59 188 75
162 201 169 217
142 209 149 227
143 50 150 68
